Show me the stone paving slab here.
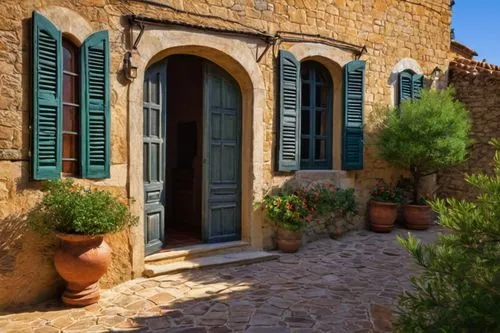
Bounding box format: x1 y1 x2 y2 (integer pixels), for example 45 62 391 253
0 227 442 333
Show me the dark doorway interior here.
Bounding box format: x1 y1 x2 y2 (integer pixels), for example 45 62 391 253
165 55 203 248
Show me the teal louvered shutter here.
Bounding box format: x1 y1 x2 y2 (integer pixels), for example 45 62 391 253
81 31 110 178
399 70 413 104
277 50 301 172
342 60 365 171
412 73 424 99
32 12 62 180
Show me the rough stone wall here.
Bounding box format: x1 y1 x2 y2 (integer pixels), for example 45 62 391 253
0 0 451 307
438 71 500 200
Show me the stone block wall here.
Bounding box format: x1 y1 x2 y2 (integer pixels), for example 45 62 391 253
0 0 452 307
438 61 500 200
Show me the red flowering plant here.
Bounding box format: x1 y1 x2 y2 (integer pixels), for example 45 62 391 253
262 190 311 231
370 179 403 204
295 184 357 217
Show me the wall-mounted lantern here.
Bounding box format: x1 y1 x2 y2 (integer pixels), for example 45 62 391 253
124 51 137 81
430 66 443 81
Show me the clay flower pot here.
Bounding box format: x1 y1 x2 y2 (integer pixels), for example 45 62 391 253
54 233 111 306
276 227 302 253
369 200 398 233
403 204 433 230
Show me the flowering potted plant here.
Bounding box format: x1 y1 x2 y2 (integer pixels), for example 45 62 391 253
28 180 137 306
262 190 312 252
369 180 402 232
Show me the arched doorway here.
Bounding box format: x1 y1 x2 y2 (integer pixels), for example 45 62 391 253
143 55 242 254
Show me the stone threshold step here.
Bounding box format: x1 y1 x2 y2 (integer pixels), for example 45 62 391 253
144 241 249 264
143 251 279 277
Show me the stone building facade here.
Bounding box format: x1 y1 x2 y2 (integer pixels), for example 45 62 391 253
438 58 500 200
0 0 452 307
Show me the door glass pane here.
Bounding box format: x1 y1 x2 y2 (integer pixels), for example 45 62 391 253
150 108 159 137
315 139 326 160
143 143 149 182
143 108 149 136
301 109 310 135
63 74 78 103
62 134 78 158
150 143 159 181
301 138 309 159
151 74 159 104
301 66 309 80
315 110 326 135
63 105 79 132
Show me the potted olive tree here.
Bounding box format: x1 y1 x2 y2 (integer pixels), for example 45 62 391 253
262 190 311 253
369 180 402 232
377 88 470 230
28 180 137 306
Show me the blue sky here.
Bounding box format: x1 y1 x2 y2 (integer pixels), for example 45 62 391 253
452 1 500 64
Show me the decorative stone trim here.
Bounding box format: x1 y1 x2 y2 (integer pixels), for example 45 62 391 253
388 58 424 106
38 7 93 44
127 28 266 277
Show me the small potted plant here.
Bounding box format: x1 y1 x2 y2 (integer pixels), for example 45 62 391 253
262 190 311 253
376 88 471 230
28 180 137 306
369 180 402 232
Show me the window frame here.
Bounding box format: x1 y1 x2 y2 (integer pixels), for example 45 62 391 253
62 38 81 176
299 61 333 170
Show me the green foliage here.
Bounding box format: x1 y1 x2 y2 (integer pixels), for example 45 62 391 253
262 191 310 231
395 139 500 333
377 88 471 202
370 179 403 203
261 185 357 231
28 179 138 235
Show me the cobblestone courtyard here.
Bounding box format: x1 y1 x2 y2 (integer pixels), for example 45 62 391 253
0 227 441 333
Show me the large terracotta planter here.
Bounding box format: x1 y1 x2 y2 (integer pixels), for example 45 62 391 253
403 204 433 230
369 200 398 233
54 233 111 306
276 227 302 253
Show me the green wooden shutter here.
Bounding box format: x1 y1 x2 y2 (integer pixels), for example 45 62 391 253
81 31 110 178
342 60 365 171
399 70 413 104
32 12 62 180
412 73 424 99
277 50 301 172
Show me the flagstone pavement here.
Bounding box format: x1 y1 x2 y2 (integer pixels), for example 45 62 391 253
0 227 442 333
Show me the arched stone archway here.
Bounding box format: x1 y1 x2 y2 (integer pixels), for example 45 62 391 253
128 29 266 276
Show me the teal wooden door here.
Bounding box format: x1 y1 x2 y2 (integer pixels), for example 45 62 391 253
203 63 241 243
143 61 167 255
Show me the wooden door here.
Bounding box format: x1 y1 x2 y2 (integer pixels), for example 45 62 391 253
203 63 241 243
143 61 167 255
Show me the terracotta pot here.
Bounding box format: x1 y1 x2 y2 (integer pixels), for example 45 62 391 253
54 233 111 306
403 204 433 230
369 200 398 233
276 227 302 253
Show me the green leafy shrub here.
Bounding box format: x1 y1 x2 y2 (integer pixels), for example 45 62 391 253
28 179 138 235
261 185 357 231
395 139 500 332
262 191 311 231
377 88 471 203
370 179 403 203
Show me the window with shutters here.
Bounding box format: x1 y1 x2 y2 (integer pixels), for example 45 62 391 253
32 11 110 180
62 38 80 176
398 69 424 105
300 61 333 170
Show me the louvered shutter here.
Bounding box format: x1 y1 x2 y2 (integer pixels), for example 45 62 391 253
277 50 301 172
342 60 365 171
399 70 413 104
412 74 424 99
32 12 62 180
81 31 110 178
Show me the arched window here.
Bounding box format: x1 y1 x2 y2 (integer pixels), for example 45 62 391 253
300 61 333 169
62 38 80 175
398 69 424 105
